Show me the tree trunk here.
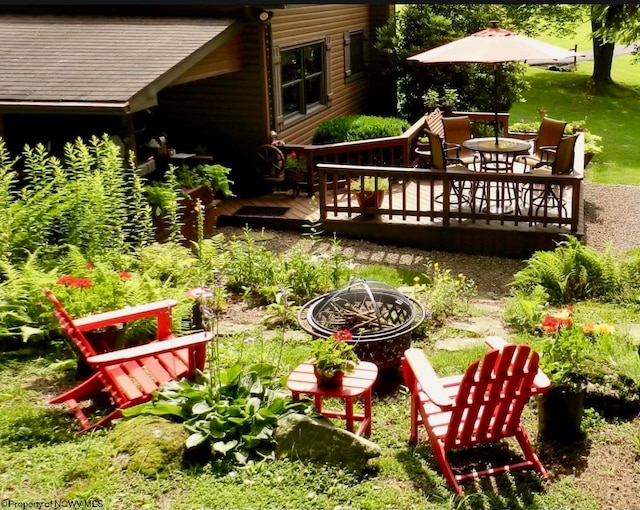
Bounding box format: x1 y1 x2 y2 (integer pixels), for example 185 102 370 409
591 6 617 84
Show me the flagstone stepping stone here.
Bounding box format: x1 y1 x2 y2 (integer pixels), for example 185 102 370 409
449 315 507 336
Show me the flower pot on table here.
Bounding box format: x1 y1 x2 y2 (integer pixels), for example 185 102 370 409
313 365 344 388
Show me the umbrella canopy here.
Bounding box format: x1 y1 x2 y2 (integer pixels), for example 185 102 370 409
408 22 583 143
408 23 580 64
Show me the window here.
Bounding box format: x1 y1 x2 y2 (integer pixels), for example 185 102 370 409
281 42 325 118
344 30 367 80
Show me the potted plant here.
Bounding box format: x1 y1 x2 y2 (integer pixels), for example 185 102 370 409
423 89 440 113
536 306 615 442
566 119 603 167
441 87 459 116
310 329 359 387
350 176 389 214
283 151 306 196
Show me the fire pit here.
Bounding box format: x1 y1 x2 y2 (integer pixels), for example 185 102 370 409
297 279 426 370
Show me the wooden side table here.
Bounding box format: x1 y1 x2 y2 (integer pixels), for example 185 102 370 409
286 361 378 437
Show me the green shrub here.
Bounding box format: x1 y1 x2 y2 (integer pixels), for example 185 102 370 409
122 363 314 465
311 115 410 144
503 285 549 334
509 236 622 304
222 228 352 304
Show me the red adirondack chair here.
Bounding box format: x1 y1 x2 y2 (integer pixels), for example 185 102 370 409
402 336 550 495
44 287 212 432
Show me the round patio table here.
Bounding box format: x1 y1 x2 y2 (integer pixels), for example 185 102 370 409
462 137 531 213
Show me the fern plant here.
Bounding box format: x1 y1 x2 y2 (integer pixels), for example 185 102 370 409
510 236 623 304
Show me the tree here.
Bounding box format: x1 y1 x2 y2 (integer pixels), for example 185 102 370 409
505 4 640 85
375 4 528 122
591 4 640 83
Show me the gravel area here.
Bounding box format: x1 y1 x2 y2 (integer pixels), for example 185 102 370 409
217 183 639 299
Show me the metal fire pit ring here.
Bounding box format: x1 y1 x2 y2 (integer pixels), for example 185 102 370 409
297 280 426 370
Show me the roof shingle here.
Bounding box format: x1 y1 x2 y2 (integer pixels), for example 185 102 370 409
0 15 236 107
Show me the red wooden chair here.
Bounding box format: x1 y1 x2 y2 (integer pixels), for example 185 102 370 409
44 287 212 432
402 337 550 495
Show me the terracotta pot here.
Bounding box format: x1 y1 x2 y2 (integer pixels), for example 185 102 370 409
313 365 344 388
355 190 386 214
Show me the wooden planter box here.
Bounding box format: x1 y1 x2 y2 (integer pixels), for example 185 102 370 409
153 185 220 243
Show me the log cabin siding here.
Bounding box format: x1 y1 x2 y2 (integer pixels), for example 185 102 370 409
157 23 269 182
270 5 373 145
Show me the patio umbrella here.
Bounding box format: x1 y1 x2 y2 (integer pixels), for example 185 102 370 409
408 21 583 144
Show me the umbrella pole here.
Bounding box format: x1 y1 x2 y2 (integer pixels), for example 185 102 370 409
493 64 499 144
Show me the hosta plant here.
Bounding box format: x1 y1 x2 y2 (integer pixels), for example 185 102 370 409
122 362 313 465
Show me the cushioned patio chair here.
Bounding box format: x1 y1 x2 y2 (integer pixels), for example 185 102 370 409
524 133 580 216
442 115 478 169
516 117 568 171
402 337 550 495
44 287 212 432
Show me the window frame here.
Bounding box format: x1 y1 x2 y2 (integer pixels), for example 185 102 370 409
344 29 368 82
273 37 332 131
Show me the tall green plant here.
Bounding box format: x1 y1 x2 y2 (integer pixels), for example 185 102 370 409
0 134 155 263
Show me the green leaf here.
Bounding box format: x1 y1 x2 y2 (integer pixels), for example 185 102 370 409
213 439 238 455
219 363 242 385
192 401 213 415
20 325 43 343
186 432 206 449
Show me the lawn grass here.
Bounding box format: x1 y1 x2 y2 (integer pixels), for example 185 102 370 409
0 339 604 510
509 55 640 185
3 260 639 509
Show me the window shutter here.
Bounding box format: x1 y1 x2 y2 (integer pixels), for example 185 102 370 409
325 35 333 105
344 31 352 78
272 45 284 131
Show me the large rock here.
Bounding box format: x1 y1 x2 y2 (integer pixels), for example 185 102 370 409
275 414 381 473
110 416 189 477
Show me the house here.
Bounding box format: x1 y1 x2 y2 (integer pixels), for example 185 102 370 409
0 4 394 196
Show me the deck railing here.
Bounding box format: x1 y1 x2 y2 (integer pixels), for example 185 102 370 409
317 163 582 233
282 111 508 196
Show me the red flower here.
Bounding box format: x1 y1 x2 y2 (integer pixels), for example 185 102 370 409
118 271 132 280
56 275 76 286
70 277 92 288
541 314 572 334
333 329 353 342
289 151 297 159
85 262 95 270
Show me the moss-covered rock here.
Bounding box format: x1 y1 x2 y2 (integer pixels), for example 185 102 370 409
109 416 189 477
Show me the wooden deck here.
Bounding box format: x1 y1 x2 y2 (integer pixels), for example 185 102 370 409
211 112 585 259
213 171 584 259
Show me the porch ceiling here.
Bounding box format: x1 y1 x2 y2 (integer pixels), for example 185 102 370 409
0 14 241 114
